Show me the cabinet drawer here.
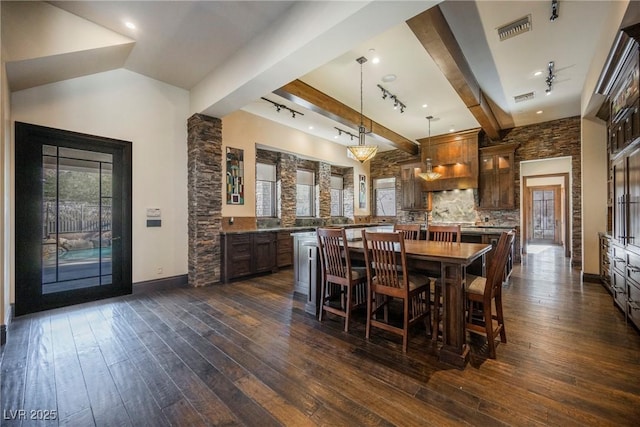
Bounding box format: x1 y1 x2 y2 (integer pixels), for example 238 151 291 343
612 268 627 311
627 282 640 328
277 251 292 267
611 244 627 273
627 250 640 286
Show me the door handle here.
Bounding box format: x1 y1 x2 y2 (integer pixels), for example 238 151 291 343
112 236 121 241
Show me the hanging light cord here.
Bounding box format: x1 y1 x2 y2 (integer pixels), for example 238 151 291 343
359 58 364 132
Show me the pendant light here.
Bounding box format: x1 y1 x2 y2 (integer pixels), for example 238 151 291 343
347 56 377 163
418 115 441 181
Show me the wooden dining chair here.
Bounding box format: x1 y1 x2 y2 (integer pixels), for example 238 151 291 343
361 230 431 352
465 230 515 358
393 223 422 240
426 224 461 243
317 227 367 332
427 224 461 342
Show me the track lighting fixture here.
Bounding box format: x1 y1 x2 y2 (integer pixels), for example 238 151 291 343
335 127 358 141
545 61 556 93
261 97 304 118
377 84 406 114
550 0 559 21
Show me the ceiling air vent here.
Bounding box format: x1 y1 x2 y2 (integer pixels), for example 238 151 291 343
514 91 535 103
497 15 531 41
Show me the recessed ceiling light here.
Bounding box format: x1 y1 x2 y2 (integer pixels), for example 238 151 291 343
125 21 136 29
449 128 455 132
422 104 428 108
534 71 542 76
372 57 380 64
334 135 339 139
536 110 543 114
308 126 314 130
381 74 396 83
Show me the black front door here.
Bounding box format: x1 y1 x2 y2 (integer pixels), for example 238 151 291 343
15 122 132 315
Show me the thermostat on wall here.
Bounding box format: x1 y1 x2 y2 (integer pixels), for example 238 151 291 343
146 208 161 227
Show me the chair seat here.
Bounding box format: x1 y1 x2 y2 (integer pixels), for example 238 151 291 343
372 273 429 291
350 267 367 280
466 274 486 296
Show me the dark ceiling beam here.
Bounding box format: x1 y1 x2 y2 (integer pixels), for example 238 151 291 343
407 6 504 140
274 79 419 155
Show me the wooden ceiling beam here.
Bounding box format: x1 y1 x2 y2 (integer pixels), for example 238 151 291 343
407 6 505 140
274 79 419 155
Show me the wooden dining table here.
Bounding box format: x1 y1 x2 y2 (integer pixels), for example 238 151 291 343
345 238 492 368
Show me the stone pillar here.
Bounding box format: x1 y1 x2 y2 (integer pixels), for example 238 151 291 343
279 153 297 227
187 114 222 287
318 162 331 224
343 167 354 221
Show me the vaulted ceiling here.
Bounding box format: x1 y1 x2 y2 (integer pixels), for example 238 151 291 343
2 1 634 154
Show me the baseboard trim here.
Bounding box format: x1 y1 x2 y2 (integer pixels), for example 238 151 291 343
1 324 6 346
133 274 188 294
582 273 601 283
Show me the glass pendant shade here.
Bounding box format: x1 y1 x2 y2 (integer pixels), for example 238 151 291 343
418 158 441 181
348 125 378 163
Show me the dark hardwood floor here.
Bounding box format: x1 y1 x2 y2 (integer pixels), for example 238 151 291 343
2 245 640 426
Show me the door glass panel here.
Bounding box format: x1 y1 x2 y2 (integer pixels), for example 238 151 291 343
532 189 555 241
41 146 113 295
482 157 493 171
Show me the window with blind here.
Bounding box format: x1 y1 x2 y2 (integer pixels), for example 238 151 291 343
330 175 344 217
296 169 315 217
256 163 276 217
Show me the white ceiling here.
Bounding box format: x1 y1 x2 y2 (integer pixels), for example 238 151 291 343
3 1 631 153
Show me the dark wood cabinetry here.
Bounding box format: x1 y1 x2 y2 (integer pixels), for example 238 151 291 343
222 231 277 283
276 231 293 267
417 128 480 192
599 233 611 291
400 161 427 210
479 143 518 209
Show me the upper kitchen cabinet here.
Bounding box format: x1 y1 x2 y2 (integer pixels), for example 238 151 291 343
417 128 480 192
400 161 427 210
479 143 519 210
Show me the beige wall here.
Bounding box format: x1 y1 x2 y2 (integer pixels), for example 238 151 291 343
11 69 190 286
581 118 608 276
222 109 371 218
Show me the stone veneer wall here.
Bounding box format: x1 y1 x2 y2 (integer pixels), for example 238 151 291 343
279 153 297 228
497 116 582 266
187 114 222 286
318 162 331 222
371 116 582 266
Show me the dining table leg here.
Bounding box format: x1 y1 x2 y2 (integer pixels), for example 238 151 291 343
438 261 470 368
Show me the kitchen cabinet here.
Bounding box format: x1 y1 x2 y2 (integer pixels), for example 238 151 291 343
221 231 276 282
599 233 611 292
417 128 480 192
400 161 427 210
613 146 640 251
276 231 293 267
479 143 518 209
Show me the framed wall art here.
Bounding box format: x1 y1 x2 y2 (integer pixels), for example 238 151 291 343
226 147 244 204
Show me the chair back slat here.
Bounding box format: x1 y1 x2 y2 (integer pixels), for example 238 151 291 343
427 224 461 242
485 230 515 298
362 231 408 292
317 228 350 281
393 223 422 240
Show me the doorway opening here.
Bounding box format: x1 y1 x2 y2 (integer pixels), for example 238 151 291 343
15 122 132 315
522 173 570 258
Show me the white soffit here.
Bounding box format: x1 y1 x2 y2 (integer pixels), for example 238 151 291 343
2 1 134 91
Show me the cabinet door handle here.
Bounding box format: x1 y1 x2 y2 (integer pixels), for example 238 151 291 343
628 300 640 311
614 286 626 293
629 265 640 273
614 257 626 263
